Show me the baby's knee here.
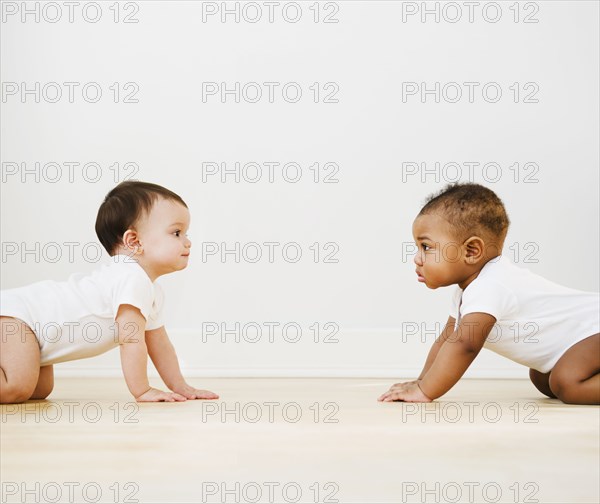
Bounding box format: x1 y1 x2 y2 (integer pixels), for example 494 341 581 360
0 383 35 404
30 368 54 400
30 382 54 400
529 368 555 398
529 368 543 382
548 372 577 404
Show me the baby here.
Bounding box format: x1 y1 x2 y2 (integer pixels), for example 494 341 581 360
0 181 219 404
378 183 599 405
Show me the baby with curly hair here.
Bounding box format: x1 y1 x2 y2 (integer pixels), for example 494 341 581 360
379 183 599 405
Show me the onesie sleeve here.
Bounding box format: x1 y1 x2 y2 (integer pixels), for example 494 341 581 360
449 286 462 318
460 277 518 322
145 282 165 331
111 270 155 324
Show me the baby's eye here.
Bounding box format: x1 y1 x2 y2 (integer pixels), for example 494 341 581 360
174 230 181 237
421 243 431 251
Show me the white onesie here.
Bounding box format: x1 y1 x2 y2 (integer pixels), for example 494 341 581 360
0 254 164 366
449 255 599 373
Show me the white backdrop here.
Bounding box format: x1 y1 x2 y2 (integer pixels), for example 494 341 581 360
1 1 598 378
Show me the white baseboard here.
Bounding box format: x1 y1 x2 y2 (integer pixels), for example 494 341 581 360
54 368 527 378
52 328 529 379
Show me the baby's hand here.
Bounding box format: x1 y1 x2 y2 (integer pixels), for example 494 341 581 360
377 381 432 403
388 380 419 390
171 383 219 400
136 387 187 402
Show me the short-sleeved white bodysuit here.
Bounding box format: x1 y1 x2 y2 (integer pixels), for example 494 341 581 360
449 256 599 373
0 254 164 366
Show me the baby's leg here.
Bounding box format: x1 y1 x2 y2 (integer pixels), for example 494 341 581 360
529 368 556 399
549 333 600 405
0 317 41 403
30 365 54 400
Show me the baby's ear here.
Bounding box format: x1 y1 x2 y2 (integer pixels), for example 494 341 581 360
464 236 485 262
122 229 141 252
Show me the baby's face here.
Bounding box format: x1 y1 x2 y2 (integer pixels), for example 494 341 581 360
134 197 192 277
412 213 472 289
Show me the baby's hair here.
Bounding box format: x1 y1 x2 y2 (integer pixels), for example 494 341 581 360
95 180 187 256
419 183 510 243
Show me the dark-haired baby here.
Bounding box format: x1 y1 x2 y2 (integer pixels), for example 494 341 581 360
379 183 599 405
1 181 219 403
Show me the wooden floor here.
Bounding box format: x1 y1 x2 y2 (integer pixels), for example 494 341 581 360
1 378 598 504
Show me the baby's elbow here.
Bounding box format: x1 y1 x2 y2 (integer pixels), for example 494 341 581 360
455 338 484 357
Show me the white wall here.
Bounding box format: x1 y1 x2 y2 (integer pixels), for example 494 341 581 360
1 1 598 378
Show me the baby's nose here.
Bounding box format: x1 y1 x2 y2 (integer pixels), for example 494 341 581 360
413 252 423 266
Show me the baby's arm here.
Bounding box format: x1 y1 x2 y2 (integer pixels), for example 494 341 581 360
115 304 186 402
417 316 457 380
379 313 494 402
378 316 456 401
145 326 219 400
418 312 495 399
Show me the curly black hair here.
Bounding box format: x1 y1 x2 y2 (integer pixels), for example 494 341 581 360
419 182 510 242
